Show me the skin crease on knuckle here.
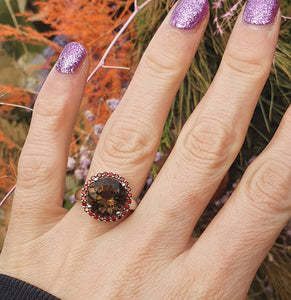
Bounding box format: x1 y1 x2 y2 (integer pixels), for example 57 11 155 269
141 48 183 83
17 154 56 187
222 46 271 79
243 158 291 216
98 118 158 165
177 116 237 171
33 95 76 133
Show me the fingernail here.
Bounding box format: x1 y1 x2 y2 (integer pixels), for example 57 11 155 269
170 0 209 30
243 0 279 25
56 42 86 74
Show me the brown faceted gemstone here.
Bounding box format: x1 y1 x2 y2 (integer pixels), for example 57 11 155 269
86 177 128 217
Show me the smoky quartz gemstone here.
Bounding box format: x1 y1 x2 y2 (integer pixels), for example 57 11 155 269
86 177 128 217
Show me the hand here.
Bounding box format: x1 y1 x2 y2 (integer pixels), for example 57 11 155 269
0 0 288 299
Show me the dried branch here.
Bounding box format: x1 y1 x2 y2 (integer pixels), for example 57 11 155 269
87 0 153 82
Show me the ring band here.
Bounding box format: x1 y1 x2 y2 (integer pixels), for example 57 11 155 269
78 172 137 222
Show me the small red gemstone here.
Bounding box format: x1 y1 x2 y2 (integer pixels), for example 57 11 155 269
100 216 104 221
82 202 87 206
109 173 113 177
106 217 111 222
97 173 102 178
126 199 131 204
122 210 128 216
89 211 94 217
87 181 92 186
94 215 99 220
117 215 122 219
111 216 116 221
103 172 108 176
124 205 129 210
120 177 125 182
91 176 95 180
114 174 119 179
127 193 132 198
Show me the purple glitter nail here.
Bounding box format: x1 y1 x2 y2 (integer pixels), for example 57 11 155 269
243 0 279 25
56 42 86 74
170 0 209 30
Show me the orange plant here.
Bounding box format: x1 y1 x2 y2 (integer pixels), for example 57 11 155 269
0 0 143 207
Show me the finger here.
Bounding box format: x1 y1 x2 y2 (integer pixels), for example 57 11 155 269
191 105 291 298
136 3 281 251
70 0 210 231
13 43 89 223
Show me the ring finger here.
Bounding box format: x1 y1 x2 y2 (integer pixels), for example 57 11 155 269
69 0 210 233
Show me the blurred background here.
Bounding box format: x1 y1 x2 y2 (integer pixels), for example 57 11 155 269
0 0 290 298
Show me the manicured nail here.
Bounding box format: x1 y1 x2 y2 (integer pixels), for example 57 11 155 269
56 42 86 74
170 0 209 30
243 0 279 25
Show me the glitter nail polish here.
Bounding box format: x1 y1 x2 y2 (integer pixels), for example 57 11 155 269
170 0 209 30
243 0 279 25
56 42 86 74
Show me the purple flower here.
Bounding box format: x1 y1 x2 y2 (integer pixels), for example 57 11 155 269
67 157 76 169
94 123 104 138
80 155 91 168
84 110 95 122
154 152 162 162
74 169 86 180
265 286 273 294
106 99 120 111
146 173 153 186
69 194 78 204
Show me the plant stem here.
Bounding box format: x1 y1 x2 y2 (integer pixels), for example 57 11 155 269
0 184 16 207
87 0 153 83
0 102 33 112
0 0 153 207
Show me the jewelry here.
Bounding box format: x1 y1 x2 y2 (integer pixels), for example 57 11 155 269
79 172 137 222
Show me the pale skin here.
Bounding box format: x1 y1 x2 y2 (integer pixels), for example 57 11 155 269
0 5 290 300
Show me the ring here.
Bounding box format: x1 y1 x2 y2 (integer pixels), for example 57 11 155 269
78 172 137 222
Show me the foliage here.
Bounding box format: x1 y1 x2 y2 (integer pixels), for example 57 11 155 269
0 0 136 202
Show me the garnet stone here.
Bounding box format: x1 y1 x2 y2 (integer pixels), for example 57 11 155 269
82 173 131 221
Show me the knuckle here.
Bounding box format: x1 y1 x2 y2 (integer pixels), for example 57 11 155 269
142 50 178 81
244 159 291 214
17 152 54 189
178 117 235 170
222 48 267 78
100 119 157 165
33 95 69 130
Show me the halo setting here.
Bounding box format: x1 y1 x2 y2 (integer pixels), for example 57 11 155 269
81 172 133 222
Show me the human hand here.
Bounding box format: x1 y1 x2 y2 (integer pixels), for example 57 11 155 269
0 0 289 299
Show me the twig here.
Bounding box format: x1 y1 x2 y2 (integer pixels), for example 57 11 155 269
0 102 33 112
0 0 153 207
282 16 291 21
102 65 130 70
0 184 16 207
87 0 153 82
